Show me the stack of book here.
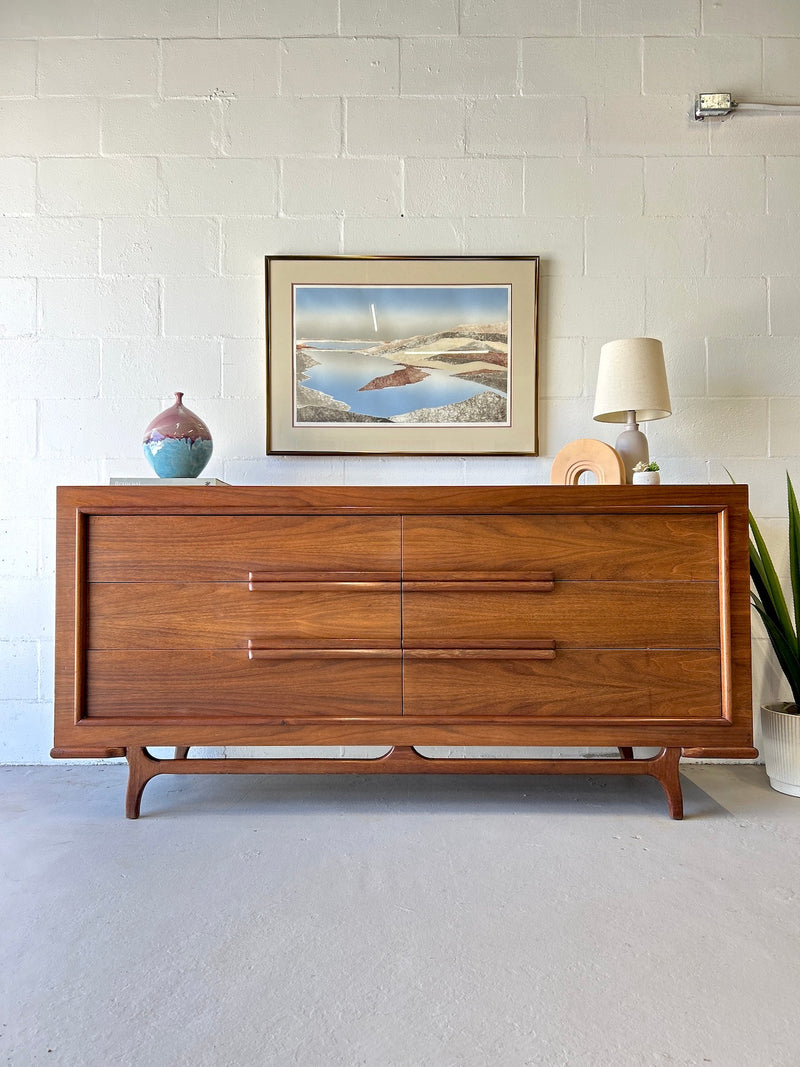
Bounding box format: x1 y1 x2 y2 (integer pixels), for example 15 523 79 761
109 477 229 486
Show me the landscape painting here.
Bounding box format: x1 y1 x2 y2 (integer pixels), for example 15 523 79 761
266 256 539 455
293 285 510 427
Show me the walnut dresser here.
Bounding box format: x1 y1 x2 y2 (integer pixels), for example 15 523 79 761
53 485 755 819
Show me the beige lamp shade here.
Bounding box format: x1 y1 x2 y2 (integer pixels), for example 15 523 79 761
593 337 671 424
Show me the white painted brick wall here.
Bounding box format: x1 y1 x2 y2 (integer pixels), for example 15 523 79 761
102 218 220 276
0 0 97 39
283 39 399 96
38 39 159 96
341 0 458 37
40 278 160 337
401 38 518 96
163 275 263 337
222 217 342 272
764 38 800 98
38 158 158 216
460 0 579 37
0 218 99 275
468 97 586 156
220 0 338 38
703 0 800 37
525 158 644 217
160 158 278 216
103 338 222 397
404 159 524 217
348 97 466 156
1 0 798 763
0 339 101 397
0 280 36 337
769 276 800 334
0 40 36 95
0 157 36 214
101 99 221 155
224 97 340 156
99 0 218 39
645 157 765 216
582 0 699 36
0 99 100 155
522 37 641 95
281 157 402 216
643 37 762 97
767 157 800 212
162 39 281 97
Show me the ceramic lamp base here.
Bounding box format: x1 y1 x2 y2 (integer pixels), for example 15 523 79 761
615 415 649 484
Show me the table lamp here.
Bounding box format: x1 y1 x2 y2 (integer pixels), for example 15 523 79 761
593 337 671 483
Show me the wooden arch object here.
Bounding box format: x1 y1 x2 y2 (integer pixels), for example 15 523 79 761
550 438 626 486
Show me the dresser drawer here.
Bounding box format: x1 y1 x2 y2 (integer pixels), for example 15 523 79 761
403 581 720 649
85 650 402 720
403 649 723 720
88 581 401 649
87 515 401 581
403 514 719 580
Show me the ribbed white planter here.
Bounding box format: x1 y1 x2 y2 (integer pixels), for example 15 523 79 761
761 702 800 797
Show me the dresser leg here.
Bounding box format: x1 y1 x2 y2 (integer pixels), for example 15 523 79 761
125 747 160 819
652 747 684 820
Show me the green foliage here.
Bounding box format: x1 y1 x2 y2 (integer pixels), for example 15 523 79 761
749 473 800 708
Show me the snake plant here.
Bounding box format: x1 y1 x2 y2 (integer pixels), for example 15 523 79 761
749 472 800 709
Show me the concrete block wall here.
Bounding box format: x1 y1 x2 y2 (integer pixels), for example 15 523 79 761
1 0 798 762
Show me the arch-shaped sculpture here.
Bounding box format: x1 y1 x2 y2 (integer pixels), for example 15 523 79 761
550 438 626 485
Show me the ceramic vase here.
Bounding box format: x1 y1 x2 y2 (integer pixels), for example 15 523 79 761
143 392 213 478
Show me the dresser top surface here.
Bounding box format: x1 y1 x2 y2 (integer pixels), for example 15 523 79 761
58 483 748 515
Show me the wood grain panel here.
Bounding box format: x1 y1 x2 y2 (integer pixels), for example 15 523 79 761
85 650 402 719
86 514 400 581
403 582 720 648
403 650 723 720
87 582 400 648
403 514 720 580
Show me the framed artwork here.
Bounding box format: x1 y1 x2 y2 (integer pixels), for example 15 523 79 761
265 255 539 455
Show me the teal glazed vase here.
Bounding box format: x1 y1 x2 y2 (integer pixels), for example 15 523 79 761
143 392 213 478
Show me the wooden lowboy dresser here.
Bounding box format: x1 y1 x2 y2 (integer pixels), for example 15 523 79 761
53 485 755 818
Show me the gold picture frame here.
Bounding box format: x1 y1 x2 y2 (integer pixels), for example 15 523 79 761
265 255 539 455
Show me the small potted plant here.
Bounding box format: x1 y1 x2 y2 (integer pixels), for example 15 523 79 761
632 460 660 485
750 473 800 796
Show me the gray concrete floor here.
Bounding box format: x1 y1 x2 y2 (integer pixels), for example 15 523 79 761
2 763 799 1067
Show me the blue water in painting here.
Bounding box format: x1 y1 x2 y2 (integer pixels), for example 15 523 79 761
300 347 504 420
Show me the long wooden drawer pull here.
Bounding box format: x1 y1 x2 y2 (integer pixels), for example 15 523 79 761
247 645 402 661
249 570 399 584
405 646 557 661
249 579 398 592
404 579 555 593
403 570 555 584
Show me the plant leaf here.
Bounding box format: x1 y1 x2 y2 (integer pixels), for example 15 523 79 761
752 602 800 705
731 468 800 702
748 506 797 658
787 473 800 655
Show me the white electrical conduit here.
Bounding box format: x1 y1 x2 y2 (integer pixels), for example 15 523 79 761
694 93 800 119
736 102 800 114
